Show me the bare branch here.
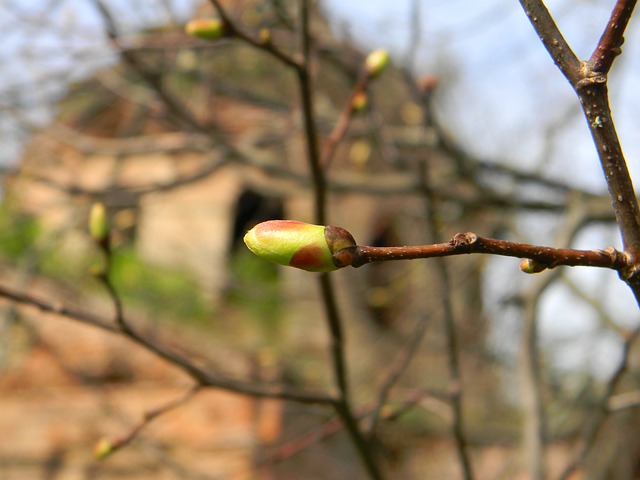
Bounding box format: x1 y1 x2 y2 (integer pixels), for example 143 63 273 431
588 0 638 74
321 75 368 168
98 385 201 458
0 281 336 405
333 232 629 272
518 0 582 84
293 2 384 479
518 0 640 298
94 0 207 133
206 0 301 69
557 325 640 479
608 390 640 412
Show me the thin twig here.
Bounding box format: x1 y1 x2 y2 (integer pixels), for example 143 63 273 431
320 75 367 168
94 0 206 133
608 389 640 412
258 390 428 467
294 2 384 479
517 0 581 84
333 233 629 272
99 385 202 457
206 0 300 69
366 313 431 437
516 200 592 480
588 0 637 74
0 281 336 405
557 326 640 479
416 92 473 480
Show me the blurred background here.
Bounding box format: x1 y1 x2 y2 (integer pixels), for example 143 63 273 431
1 0 640 478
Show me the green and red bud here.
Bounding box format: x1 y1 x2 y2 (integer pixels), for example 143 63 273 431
364 49 390 79
185 18 227 41
243 220 356 272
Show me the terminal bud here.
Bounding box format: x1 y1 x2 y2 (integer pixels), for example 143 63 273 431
244 220 356 272
365 49 390 78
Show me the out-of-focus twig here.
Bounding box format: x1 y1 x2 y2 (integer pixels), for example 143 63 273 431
0 280 336 405
206 0 300 68
94 0 207 133
608 390 640 412
417 93 474 480
294 1 384 478
97 385 201 458
365 313 431 438
557 325 640 479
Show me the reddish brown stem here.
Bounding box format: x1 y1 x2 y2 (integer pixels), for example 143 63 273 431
588 0 638 74
519 0 640 295
333 232 629 271
321 76 368 168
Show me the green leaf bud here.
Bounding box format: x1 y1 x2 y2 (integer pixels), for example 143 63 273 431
243 220 356 272
365 49 390 78
94 438 114 460
519 258 547 274
351 91 368 112
259 28 271 44
185 18 226 41
89 202 109 245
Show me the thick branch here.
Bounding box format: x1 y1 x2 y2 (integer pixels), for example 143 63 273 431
576 82 640 269
519 0 640 295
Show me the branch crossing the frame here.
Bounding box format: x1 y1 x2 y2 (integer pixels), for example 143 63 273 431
243 220 630 274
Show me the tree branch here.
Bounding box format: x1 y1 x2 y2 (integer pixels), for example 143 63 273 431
294 2 384 479
577 83 640 270
0 281 336 405
518 0 582 84
206 0 301 69
588 0 638 74
557 325 640 480
333 232 629 272
519 0 640 295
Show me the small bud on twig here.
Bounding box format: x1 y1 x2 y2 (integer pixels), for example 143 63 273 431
89 202 109 248
365 49 390 79
243 220 356 272
94 438 115 460
185 18 226 41
351 91 368 112
259 28 271 44
519 258 548 274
